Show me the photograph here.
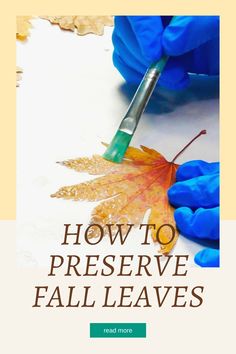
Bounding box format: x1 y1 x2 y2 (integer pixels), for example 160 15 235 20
16 15 219 268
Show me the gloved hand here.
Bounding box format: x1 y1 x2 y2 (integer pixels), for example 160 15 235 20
168 160 219 267
113 16 219 90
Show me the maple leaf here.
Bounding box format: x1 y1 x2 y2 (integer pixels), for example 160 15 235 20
42 16 114 36
51 130 206 254
16 16 32 41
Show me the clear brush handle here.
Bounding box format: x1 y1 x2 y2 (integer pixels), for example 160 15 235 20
119 16 177 135
119 56 169 134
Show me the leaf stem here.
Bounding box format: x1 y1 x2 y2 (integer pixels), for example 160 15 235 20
171 130 207 163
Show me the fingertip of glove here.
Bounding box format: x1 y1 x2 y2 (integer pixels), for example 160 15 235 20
158 73 190 91
112 52 142 85
168 182 190 207
157 58 190 90
173 207 194 238
167 185 176 205
127 16 163 63
194 248 220 267
162 17 189 56
176 160 206 181
163 16 220 56
174 206 192 225
168 183 183 207
176 160 220 181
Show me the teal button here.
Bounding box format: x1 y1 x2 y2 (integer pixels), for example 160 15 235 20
90 323 146 338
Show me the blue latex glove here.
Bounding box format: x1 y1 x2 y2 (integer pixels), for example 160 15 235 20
168 160 220 267
113 16 219 90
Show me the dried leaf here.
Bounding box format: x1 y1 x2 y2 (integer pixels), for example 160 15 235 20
52 146 178 254
16 66 23 87
51 131 206 254
16 16 32 40
42 16 114 35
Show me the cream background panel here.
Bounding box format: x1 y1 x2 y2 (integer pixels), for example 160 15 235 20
0 1 235 219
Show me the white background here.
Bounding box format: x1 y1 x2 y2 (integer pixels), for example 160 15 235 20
16 18 219 267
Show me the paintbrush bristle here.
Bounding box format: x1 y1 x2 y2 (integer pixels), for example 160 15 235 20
103 130 133 163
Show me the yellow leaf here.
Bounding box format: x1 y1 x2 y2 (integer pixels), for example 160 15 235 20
42 16 114 36
52 145 179 254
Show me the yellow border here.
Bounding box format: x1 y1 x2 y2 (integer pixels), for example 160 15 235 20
0 2 234 219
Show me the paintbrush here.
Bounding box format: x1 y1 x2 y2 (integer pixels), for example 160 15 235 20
103 17 176 163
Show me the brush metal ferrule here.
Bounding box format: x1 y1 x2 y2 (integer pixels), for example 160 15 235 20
119 58 167 135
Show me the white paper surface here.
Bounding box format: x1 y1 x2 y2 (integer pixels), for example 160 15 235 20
16 19 219 267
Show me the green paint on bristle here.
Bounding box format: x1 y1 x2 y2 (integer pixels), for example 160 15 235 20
103 130 133 163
